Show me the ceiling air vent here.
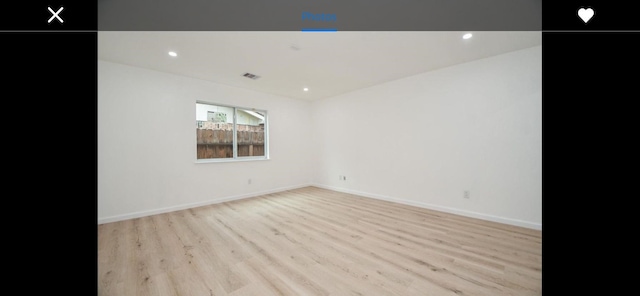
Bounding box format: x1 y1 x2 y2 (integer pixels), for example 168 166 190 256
242 72 261 80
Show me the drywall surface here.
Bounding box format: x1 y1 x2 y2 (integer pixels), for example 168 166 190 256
98 61 313 223
311 46 542 229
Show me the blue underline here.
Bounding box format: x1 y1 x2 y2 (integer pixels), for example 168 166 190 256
301 28 337 32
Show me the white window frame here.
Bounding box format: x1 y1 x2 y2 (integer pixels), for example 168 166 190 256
195 101 269 163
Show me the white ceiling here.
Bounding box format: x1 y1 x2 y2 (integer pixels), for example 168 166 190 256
98 32 541 101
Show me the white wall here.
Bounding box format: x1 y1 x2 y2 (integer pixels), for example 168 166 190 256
311 46 542 229
98 60 313 223
99 46 541 229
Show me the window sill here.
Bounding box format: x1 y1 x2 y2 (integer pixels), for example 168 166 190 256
195 157 270 164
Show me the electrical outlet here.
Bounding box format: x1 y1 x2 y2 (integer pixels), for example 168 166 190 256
248 179 252 185
339 175 342 181
343 176 347 181
464 191 470 199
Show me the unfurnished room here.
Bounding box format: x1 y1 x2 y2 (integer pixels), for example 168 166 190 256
98 32 542 295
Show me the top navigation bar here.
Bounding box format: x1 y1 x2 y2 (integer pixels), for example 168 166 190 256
2 1 640 31
96 0 541 31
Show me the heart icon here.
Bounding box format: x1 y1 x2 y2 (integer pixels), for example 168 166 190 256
578 7 595 24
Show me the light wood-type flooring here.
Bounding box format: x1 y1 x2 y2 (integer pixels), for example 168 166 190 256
98 186 541 295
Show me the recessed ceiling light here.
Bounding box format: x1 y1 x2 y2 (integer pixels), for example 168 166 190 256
462 33 473 40
168 51 177 57
303 88 309 92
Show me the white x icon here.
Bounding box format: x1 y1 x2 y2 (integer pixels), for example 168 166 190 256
48 6 64 24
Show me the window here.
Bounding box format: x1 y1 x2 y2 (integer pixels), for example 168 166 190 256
196 102 268 162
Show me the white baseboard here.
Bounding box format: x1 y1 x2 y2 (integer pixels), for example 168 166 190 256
99 183 542 230
312 184 541 230
98 183 313 224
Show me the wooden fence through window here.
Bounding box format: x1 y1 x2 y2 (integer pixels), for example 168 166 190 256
196 123 265 159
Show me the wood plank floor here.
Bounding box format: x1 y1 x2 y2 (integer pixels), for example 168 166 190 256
98 186 541 296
